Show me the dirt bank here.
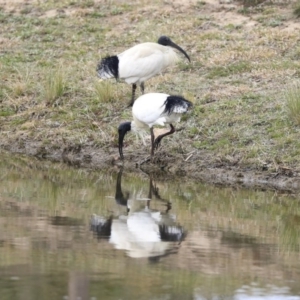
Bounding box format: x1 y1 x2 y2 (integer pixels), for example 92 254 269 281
2 139 300 193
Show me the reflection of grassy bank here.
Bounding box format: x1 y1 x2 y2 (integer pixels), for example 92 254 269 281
280 214 300 252
0 240 298 299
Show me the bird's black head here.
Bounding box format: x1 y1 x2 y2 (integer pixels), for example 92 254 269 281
118 122 131 160
157 35 172 46
157 35 190 62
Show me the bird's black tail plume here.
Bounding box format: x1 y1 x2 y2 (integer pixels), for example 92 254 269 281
163 95 193 115
159 224 186 242
96 55 119 80
90 214 113 239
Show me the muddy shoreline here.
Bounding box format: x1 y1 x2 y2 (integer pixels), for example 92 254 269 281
2 140 300 193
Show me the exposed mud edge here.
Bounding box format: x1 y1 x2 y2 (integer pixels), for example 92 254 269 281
2 140 300 193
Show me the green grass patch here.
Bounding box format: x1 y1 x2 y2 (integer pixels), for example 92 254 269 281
285 83 300 126
0 107 15 117
207 61 252 79
294 0 300 17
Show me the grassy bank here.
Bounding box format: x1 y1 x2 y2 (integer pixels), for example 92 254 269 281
1 0 300 179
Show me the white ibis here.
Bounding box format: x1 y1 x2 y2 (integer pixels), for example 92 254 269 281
118 93 193 160
96 36 190 106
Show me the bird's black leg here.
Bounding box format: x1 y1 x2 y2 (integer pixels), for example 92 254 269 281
128 84 137 107
149 177 161 200
154 124 175 149
148 175 172 212
140 82 145 94
150 127 155 157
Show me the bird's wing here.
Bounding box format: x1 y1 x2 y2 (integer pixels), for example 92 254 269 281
118 44 168 83
133 93 169 126
118 43 163 59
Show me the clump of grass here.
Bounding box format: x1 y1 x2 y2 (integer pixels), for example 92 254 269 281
0 107 15 117
20 7 32 15
10 82 27 97
78 0 94 8
93 81 115 103
194 1 206 9
240 0 266 7
285 83 300 125
6 67 33 98
44 68 66 106
294 0 300 17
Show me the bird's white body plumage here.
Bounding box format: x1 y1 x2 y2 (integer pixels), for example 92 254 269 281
117 43 179 84
131 93 185 132
91 209 171 258
108 206 179 258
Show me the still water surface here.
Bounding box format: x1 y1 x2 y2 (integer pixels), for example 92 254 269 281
1 152 300 300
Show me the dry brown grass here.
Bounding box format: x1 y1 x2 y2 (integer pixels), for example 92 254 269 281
44 67 66 106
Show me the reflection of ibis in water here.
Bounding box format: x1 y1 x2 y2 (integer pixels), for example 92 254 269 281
90 169 186 258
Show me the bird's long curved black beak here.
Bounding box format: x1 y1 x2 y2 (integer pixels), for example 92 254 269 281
118 122 131 160
169 41 190 62
115 167 129 206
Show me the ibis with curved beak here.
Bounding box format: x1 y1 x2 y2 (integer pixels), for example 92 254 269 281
118 93 193 160
97 36 191 106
